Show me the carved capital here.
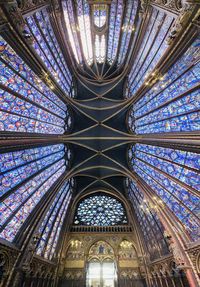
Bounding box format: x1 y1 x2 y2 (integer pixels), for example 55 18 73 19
0 251 10 280
51 0 61 13
16 0 48 11
187 246 200 276
192 8 200 27
139 0 149 16
3 0 34 44
164 231 188 269
166 2 195 45
0 6 7 24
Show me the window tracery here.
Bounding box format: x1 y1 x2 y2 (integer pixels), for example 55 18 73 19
74 194 128 226
62 0 137 67
77 0 93 66
87 241 116 287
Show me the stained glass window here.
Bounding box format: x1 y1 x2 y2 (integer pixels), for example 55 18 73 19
125 178 169 261
93 5 107 28
25 9 73 95
62 0 138 67
0 144 71 242
128 144 200 241
74 194 128 226
77 0 93 66
62 0 83 64
36 179 74 260
107 0 123 64
0 36 71 134
128 35 200 134
117 0 138 65
128 9 174 96
95 35 106 64
0 145 65 197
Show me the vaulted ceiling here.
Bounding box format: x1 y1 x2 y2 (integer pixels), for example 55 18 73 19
55 0 140 197
0 0 199 277
0 0 199 210
0 0 199 211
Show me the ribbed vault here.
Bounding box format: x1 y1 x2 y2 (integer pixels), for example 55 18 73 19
0 0 200 287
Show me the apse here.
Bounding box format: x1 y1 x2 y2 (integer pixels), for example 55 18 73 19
0 1 199 287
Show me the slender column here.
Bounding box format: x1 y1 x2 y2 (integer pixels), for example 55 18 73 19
132 132 200 154
179 276 185 287
155 275 161 287
154 276 159 287
170 276 176 287
0 135 62 149
36 278 40 287
149 276 156 287
164 276 170 287
165 276 173 287
174 276 182 287
158 275 164 287
151 276 156 287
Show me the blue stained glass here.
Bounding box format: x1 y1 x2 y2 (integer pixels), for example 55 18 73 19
40 10 72 81
135 88 200 133
0 159 65 226
34 10 72 94
134 163 200 241
62 0 83 64
135 144 200 171
93 4 107 28
128 10 174 96
62 0 140 67
118 0 138 65
135 46 200 113
0 149 64 197
107 0 123 64
134 63 200 118
0 160 66 242
36 180 72 260
0 65 65 119
0 89 64 127
0 144 64 173
74 194 128 226
128 144 200 241
0 36 72 134
0 111 64 134
44 189 72 260
128 8 158 86
0 36 66 112
128 35 200 134
76 0 93 66
135 111 200 134
128 9 157 88
25 15 71 94
126 178 169 260
136 149 200 191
